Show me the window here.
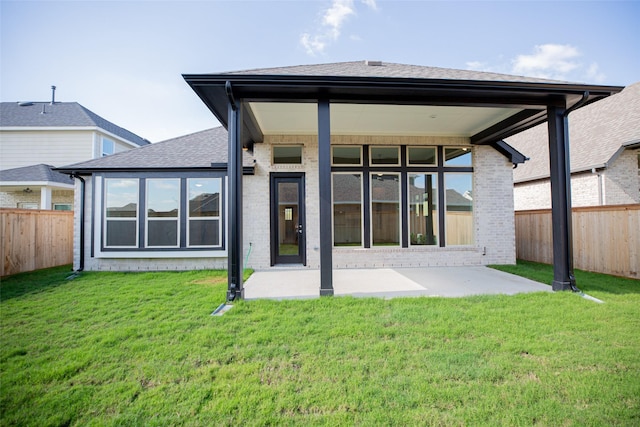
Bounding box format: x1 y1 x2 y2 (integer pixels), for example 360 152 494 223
146 179 180 248
445 173 473 245
371 174 400 246
331 144 473 249
332 173 362 246
102 138 115 157
17 202 39 210
370 146 400 166
332 146 362 166
408 147 436 165
53 203 72 211
100 175 224 253
104 178 138 247
444 147 472 166
273 146 302 164
188 178 222 247
408 174 437 245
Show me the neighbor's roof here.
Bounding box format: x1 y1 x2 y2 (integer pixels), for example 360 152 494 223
0 102 150 147
58 126 253 172
508 81 640 183
0 163 74 186
223 61 568 84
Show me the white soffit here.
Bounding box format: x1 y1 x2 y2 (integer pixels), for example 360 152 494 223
248 102 523 137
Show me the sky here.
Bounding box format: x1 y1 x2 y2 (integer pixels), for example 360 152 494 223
1 0 639 143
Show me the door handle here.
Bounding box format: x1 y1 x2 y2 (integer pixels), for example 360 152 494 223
297 224 303 234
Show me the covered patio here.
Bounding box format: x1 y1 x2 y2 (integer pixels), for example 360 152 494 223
184 61 622 299
243 266 551 300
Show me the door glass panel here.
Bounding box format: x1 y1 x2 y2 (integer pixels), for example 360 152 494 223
371 174 400 246
278 182 299 256
408 174 438 245
332 173 362 246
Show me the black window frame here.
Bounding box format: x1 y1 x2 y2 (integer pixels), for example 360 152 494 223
97 171 226 253
331 145 473 248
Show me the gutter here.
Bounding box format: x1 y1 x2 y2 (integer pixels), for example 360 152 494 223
71 173 85 272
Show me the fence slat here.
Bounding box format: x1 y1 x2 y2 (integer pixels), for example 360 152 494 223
1 209 73 277
516 204 640 279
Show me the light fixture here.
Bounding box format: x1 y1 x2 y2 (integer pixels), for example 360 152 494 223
23 187 33 193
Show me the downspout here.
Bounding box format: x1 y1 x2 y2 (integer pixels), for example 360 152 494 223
72 173 85 272
558 91 588 293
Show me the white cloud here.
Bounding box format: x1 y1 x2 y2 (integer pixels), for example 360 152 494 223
300 0 377 56
300 33 327 56
586 62 606 83
512 44 581 79
323 0 356 40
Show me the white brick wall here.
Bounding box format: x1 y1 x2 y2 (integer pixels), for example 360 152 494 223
74 138 519 271
514 148 639 210
603 149 640 205
244 137 516 269
0 189 74 209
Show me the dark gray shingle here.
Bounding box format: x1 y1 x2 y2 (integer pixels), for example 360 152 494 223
223 60 569 84
60 127 253 170
0 102 150 147
0 164 74 185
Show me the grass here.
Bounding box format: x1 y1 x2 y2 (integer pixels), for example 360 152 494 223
1 262 639 426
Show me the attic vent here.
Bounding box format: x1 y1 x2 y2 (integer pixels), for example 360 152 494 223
18 102 33 107
365 60 383 66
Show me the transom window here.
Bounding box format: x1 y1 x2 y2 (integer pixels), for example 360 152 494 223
331 145 473 248
273 146 302 164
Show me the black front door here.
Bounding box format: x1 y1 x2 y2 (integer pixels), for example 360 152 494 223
270 173 306 265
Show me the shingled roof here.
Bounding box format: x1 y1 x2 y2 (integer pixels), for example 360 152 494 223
223 60 568 84
58 127 253 171
0 102 150 147
0 164 74 186
508 81 640 183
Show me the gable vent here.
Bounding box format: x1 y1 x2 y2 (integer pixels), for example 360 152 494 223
365 60 383 66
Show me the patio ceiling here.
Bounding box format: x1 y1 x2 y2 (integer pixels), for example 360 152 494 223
248 102 522 137
184 72 622 147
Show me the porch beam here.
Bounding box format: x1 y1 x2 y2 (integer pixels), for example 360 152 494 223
547 105 577 291
318 99 334 296
227 92 244 301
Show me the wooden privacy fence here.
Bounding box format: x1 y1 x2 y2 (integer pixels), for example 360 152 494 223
1 209 74 277
515 204 640 279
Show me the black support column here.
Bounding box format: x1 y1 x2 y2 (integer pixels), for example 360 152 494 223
547 105 577 291
227 92 244 300
318 99 333 296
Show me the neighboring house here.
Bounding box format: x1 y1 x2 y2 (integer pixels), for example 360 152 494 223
508 81 640 210
0 101 150 210
59 61 621 297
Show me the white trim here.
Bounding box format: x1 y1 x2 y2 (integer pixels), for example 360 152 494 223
407 146 437 166
187 177 223 248
272 144 304 165
443 146 473 167
443 172 475 247
370 172 401 247
370 146 401 166
407 172 438 247
331 172 364 248
331 145 363 166
103 177 139 249
0 181 74 189
145 178 180 249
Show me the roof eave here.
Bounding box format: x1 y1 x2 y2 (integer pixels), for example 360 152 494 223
184 73 622 145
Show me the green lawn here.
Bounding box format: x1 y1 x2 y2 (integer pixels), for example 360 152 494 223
1 262 638 426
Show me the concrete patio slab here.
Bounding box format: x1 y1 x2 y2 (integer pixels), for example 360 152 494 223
243 266 550 300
